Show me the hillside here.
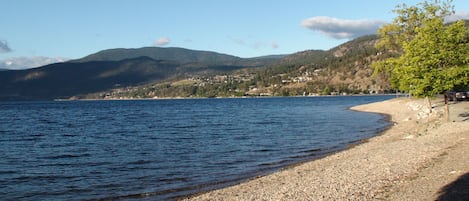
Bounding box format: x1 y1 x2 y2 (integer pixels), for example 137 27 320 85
0 35 396 100
0 48 281 100
251 35 391 95
78 22 469 99
74 47 283 69
84 35 393 99
0 57 176 100
74 47 242 64
273 35 390 94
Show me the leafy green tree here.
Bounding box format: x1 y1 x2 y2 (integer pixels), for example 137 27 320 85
373 0 469 109
375 0 454 53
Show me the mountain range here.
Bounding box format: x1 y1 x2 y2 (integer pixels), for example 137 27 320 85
0 48 283 100
0 35 389 100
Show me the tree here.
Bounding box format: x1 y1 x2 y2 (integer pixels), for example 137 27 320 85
374 0 454 53
373 0 469 113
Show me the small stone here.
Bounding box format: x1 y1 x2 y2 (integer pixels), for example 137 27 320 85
403 135 414 139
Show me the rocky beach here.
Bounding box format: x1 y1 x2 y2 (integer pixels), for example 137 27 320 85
185 97 469 200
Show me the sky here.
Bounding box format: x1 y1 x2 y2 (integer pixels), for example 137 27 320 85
1 0 469 69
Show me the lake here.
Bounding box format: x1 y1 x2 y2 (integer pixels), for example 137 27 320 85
0 96 392 200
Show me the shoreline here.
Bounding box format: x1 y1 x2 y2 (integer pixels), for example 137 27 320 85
54 93 398 102
184 98 469 200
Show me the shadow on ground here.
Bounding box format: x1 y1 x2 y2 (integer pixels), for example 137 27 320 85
459 112 469 121
437 172 469 201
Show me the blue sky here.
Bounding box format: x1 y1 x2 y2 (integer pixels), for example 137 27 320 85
1 0 469 69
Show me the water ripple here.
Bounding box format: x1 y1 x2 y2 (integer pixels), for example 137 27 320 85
0 96 392 200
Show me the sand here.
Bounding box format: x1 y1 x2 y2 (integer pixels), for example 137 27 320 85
184 97 469 200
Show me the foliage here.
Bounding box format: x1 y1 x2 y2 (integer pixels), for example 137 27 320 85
375 0 454 52
373 0 469 97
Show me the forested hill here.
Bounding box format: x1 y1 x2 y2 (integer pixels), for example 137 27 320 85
84 35 394 99
73 47 286 69
0 35 395 100
88 20 469 99
0 34 397 100
0 57 178 100
0 47 282 100
73 47 241 64
243 35 392 96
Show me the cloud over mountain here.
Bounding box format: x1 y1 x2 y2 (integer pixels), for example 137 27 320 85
0 56 69 70
301 16 384 39
155 37 171 46
0 40 12 53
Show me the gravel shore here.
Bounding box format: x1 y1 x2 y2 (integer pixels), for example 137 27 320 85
184 98 469 200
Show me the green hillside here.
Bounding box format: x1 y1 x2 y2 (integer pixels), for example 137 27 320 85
0 57 176 100
86 35 394 99
0 48 281 100
75 47 242 65
0 34 399 100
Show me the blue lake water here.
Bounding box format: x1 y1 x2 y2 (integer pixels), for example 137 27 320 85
0 96 393 200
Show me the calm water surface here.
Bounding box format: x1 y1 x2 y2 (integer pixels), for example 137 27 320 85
0 96 392 200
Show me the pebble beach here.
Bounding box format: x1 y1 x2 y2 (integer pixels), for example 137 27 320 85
184 97 469 200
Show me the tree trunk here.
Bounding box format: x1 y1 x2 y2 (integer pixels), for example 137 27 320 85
444 93 450 122
425 96 433 114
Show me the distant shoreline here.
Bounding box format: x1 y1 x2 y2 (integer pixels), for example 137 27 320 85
55 93 400 102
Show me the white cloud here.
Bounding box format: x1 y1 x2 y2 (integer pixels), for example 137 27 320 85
154 37 171 46
445 10 469 22
0 56 69 70
301 16 385 39
0 40 12 53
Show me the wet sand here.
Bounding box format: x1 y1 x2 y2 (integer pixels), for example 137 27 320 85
184 98 469 200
